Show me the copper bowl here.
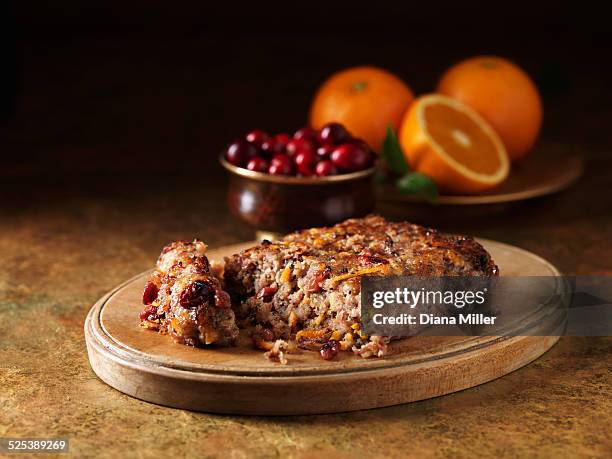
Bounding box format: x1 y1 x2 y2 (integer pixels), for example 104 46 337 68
220 155 376 234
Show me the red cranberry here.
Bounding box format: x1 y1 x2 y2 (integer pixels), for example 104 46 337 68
274 133 291 150
262 134 292 157
225 139 257 167
245 129 269 147
318 122 351 145
330 143 372 172
294 150 317 176
286 138 315 157
315 160 337 177
139 305 159 321
293 126 318 142
351 138 371 152
214 289 231 309
269 154 294 175
246 156 269 173
320 340 340 360
260 328 275 341
260 140 275 156
142 280 158 305
260 138 281 156
179 280 214 308
316 144 334 159
257 286 278 302
306 267 331 293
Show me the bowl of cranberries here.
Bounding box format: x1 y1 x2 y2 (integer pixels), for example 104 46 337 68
220 123 377 233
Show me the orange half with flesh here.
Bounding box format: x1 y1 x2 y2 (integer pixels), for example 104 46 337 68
399 94 510 194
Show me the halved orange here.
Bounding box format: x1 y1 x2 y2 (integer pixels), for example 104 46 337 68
398 94 510 194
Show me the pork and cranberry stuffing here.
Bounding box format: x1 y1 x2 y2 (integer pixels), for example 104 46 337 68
139 215 497 361
223 214 498 358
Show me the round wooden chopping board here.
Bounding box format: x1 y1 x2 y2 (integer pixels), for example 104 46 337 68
85 240 562 415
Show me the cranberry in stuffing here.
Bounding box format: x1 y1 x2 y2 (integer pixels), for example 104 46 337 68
306 267 331 293
257 286 278 302
260 328 275 341
142 280 159 305
139 305 159 321
320 340 340 360
179 280 214 308
214 289 231 309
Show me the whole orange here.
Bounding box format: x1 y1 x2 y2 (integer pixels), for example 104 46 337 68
437 56 542 161
309 66 414 153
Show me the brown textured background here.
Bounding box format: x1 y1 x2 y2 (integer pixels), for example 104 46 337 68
1 3 611 458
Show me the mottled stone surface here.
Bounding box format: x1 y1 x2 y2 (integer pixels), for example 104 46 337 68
1 163 610 458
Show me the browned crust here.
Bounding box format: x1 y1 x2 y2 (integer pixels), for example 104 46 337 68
226 214 498 283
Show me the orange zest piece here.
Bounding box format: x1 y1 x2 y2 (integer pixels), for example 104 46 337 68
296 329 329 341
331 266 386 283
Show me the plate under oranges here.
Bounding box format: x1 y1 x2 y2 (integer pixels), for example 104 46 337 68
399 94 510 194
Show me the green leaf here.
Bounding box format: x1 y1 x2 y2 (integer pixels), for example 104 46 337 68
382 125 410 175
396 172 439 202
